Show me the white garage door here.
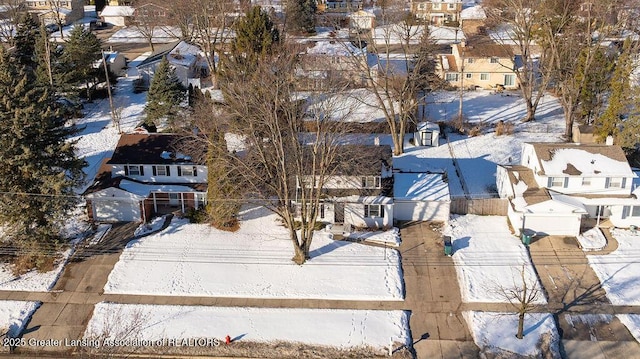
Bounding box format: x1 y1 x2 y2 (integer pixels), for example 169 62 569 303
94 200 141 222
523 215 581 236
394 201 449 222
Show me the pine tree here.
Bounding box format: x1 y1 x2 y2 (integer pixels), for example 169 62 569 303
231 6 280 68
0 48 86 270
285 0 316 35
12 14 40 69
59 25 102 100
145 57 186 127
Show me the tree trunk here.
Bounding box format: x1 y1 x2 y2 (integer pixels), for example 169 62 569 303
290 230 307 265
523 100 536 122
516 311 525 339
565 107 574 141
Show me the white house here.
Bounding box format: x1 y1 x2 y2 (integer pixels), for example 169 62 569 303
99 5 135 26
497 142 640 235
84 134 208 222
295 145 394 230
393 172 450 222
136 41 209 88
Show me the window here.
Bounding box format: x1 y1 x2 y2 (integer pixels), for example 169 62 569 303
445 73 459 82
361 176 381 188
633 206 640 217
465 73 472 79
364 204 384 218
447 3 456 9
319 204 325 219
467 58 474 63
480 73 489 81
432 3 441 9
606 177 622 188
582 177 591 186
169 193 179 206
504 74 515 86
178 166 197 177
153 165 170 176
548 177 566 187
418 3 426 9
125 165 143 176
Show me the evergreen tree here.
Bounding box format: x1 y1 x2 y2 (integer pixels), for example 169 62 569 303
59 25 102 100
595 40 633 142
0 48 86 270
285 0 316 35
231 6 280 68
13 14 40 69
145 57 186 127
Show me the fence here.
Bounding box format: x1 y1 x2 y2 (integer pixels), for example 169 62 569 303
450 198 508 216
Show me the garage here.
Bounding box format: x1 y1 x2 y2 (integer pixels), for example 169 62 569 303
85 187 145 222
393 173 450 222
508 199 586 236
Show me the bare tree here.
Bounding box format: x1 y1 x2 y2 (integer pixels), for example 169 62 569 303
190 43 370 264
131 0 173 51
541 0 622 139
484 0 554 122
343 1 439 155
0 0 25 44
497 264 543 339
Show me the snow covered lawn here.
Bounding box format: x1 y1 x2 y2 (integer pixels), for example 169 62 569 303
85 303 410 349
617 314 640 343
104 206 403 300
588 229 640 305
464 311 560 357
106 27 181 44
445 215 546 303
395 91 564 198
577 228 607 251
0 301 40 337
0 249 71 291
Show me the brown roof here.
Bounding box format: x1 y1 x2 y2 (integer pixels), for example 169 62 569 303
458 36 514 58
442 54 458 72
332 145 392 176
502 165 550 206
107 134 201 165
529 142 629 175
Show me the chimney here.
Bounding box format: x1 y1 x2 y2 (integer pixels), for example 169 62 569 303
605 135 614 146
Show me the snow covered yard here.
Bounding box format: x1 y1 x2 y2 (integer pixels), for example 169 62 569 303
588 229 640 305
0 249 71 292
617 314 640 343
85 303 410 350
464 311 560 357
104 206 404 300
106 27 182 44
396 91 565 198
445 215 546 304
577 228 607 251
0 301 40 337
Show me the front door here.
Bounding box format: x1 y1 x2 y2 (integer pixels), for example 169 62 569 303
421 131 432 146
334 202 344 223
169 193 180 206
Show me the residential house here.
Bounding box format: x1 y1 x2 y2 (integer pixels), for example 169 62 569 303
437 38 519 90
100 5 135 26
25 0 84 25
84 134 208 222
496 142 640 236
348 9 375 35
460 5 486 35
298 40 368 90
410 0 462 26
295 145 394 230
136 40 209 88
317 0 363 13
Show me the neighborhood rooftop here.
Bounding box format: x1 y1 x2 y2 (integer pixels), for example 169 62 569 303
107 133 198 165
529 143 634 176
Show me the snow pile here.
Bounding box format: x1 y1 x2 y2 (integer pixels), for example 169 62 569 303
104 206 403 300
346 228 401 247
0 249 72 291
588 229 640 304
134 216 167 237
85 303 410 349
577 228 607 251
444 215 546 303
0 301 40 337
464 311 560 357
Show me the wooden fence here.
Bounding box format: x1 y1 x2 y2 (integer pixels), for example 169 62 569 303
450 198 508 216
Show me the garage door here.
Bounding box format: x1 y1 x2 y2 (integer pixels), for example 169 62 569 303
394 201 449 222
93 200 141 222
523 215 580 236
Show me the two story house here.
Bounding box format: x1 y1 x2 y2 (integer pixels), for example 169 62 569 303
298 40 368 90
497 142 640 236
438 38 519 90
84 134 208 223
295 144 394 230
410 0 462 26
25 0 84 25
317 0 363 13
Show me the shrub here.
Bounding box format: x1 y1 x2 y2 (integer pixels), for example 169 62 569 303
469 125 482 137
495 120 514 136
185 207 209 224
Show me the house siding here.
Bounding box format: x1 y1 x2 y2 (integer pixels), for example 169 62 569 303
113 164 208 184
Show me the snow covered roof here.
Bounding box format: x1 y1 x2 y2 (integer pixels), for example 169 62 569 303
336 195 393 204
348 9 375 18
84 186 146 200
100 5 135 17
430 26 466 44
108 134 201 165
119 180 204 197
460 5 486 20
393 173 450 201
168 41 202 68
417 122 440 132
529 143 634 176
305 40 364 57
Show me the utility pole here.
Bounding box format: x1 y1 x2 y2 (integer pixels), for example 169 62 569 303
457 28 464 123
101 50 120 133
